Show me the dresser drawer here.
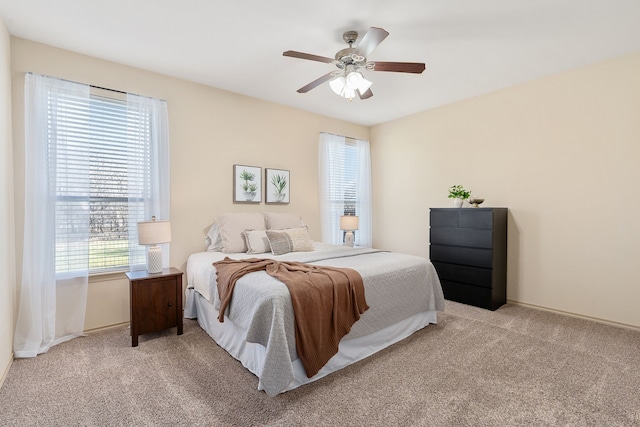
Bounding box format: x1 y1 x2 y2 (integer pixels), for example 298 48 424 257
430 244 493 268
432 261 492 288
430 227 493 249
440 280 496 310
459 209 494 229
430 209 459 227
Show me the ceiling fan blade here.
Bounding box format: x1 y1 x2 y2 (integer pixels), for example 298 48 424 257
354 27 389 57
370 61 426 74
283 50 335 64
357 88 373 100
296 72 335 93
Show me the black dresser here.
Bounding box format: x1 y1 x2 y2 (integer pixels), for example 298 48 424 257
429 208 507 310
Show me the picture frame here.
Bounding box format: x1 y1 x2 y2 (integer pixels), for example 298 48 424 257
265 168 290 204
233 164 262 204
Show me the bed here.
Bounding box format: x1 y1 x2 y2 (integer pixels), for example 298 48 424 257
184 212 444 396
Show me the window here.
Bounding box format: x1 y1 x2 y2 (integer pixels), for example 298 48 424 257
319 132 372 247
16 73 169 357
38 77 169 275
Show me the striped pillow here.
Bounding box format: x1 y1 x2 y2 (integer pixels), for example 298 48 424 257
266 227 314 255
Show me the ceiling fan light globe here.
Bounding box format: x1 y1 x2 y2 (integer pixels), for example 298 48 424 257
329 76 346 95
346 71 373 94
357 76 373 93
342 87 356 99
345 71 362 88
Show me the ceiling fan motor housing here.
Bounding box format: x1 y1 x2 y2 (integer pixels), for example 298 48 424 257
342 31 358 45
335 47 357 65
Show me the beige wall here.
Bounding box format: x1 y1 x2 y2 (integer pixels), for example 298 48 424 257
10 38 369 331
8 35 639 337
371 52 640 328
0 18 15 383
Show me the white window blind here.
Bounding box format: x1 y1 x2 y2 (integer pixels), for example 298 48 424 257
326 139 359 215
319 133 372 247
51 91 149 274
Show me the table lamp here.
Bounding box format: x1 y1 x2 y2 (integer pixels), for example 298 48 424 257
340 215 359 247
137 216 171 273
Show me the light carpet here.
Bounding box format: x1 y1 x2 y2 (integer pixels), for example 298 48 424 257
1 301 639 426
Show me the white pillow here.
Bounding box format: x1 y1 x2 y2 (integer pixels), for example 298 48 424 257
263 212 304 230
242 229 271 254
217 213 267 253
205 223 223 251
266 227 314 255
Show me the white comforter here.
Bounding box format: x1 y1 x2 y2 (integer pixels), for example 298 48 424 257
186 242 444 395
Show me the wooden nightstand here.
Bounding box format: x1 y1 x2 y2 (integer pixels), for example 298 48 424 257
126 267 184 347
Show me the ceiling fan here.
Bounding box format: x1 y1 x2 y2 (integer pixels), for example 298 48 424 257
283 27 425 100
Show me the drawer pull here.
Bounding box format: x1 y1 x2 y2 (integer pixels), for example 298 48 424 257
168 302 173 307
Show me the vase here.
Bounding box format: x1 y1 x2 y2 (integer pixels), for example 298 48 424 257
453 198 463 208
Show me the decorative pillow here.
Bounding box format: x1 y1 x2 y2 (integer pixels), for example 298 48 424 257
205 223 223 251
263 212 304 230
242 229 271 254
217 213 267 253
266 227 314 255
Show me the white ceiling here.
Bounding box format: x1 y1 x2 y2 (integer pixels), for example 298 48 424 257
2 0 640 126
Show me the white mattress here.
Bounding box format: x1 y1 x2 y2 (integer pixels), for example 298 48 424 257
185 242 444 396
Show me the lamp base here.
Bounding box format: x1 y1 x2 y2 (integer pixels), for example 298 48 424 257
344 231 355 247
147 245 163 274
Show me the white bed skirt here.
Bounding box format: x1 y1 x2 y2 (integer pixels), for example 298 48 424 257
185 287 438 395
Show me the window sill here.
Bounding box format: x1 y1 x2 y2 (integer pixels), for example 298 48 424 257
89 270 129 283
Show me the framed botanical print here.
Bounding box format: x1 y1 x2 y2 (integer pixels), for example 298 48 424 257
233 164 262 204
265 168 290 204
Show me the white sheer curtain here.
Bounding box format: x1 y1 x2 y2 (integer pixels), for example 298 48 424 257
354 138 372 247
14 75 171 358
125 94 171 271
318 132 372 247
14 74 91 357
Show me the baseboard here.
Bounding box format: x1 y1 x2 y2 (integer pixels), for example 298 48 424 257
0 351 13 389
507 299 640 332
83 321 130 335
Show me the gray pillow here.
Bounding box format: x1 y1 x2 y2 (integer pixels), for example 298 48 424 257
266 227 314 255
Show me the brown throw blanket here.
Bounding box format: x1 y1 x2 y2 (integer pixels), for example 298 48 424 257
213 257 369 378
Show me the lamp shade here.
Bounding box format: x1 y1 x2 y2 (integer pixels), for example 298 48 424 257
137 218 172 245
340 215 359 231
